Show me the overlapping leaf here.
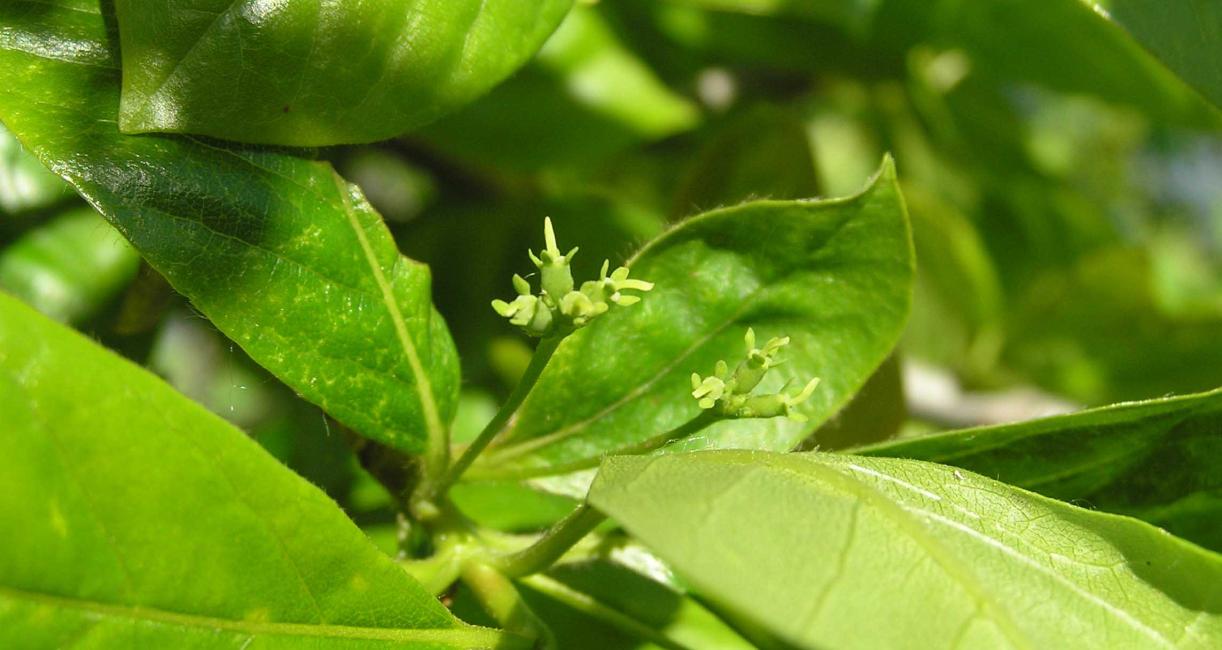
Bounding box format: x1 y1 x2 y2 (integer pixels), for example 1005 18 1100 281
857 388 1222 551
0 293 514 649
590 450 1222 649
0 0 459 457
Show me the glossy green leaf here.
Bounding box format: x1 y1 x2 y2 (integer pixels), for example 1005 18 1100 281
1092 0 1222 108
0 0 459 456
418 4 699 172
589 450 1222 649
856 388 1222 552
472 158 912 479
0 122 70 216
0 207 139 323
113 0 574 145
0 292 514 649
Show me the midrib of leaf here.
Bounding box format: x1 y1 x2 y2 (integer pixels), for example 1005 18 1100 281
332 174 446 469
128 0 244 118
0 585 506 647
803 460 1181 648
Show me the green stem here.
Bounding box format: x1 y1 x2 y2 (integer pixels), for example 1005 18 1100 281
427 335 563 504
400 541 466 596
494 504 607 578
606 410 718 457
400 502 480 594
462 562 556 649
519 574 686 650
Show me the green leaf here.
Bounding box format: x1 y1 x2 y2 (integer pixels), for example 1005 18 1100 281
808 354 905 450
872 0 1221 127
900 184 1005 377
0 122 70 216
670 105 820 217
1005 247 1222 403
113 0 574 145
667 0 882 35
418 4 699 172
589 450 1222 649
472 158 913 479
1091 0 1222 108
0 207 139 323
0 292 513 649
0 0 459 457
148 311 359 501
855 388 1222 552
449 481 579 533
655 0 1219 126
519 560 755 650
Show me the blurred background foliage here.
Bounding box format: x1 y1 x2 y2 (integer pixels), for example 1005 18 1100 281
1 0 1219 534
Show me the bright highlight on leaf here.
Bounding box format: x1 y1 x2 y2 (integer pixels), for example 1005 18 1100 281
492 218 653 337
112 0 575 145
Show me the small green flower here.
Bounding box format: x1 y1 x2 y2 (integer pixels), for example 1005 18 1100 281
528 217 578 299
581 260 655 308
690 328 819 421
493 218 653 337
491 275 553 335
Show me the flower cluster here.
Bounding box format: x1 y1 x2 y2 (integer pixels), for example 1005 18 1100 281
691 328 819 421
492 218 653 337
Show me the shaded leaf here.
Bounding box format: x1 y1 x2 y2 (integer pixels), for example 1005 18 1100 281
418 4 699 172
520 560 754 650
807 353 905 450
1091 0 1222 108
1005 247 1222 403
0 0 459 457
670 105 820 218
856 388 1222 552
0 292 512 648
0 207 139 323
0 122 70 216
590 450 1222 649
